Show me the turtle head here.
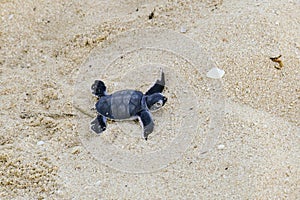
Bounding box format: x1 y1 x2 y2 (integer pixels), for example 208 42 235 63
145 93 167 111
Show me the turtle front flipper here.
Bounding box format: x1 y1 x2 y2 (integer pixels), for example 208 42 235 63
90 114 107 134
145 70 165 95
138 110 154 140
91 80 107 98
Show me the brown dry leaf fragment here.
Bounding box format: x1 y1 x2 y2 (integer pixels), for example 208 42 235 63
270 55 284 69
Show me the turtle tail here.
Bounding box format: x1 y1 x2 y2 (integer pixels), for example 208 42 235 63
91 80 107 98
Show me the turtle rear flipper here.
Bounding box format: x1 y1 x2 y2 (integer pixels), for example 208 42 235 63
90 114 107 134
145 70 165 95
138 110 154 140
91 80 107 97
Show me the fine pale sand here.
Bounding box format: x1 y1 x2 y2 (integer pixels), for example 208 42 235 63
1 0 299 199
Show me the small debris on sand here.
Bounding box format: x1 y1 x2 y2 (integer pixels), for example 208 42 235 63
206 67 225 79
270 55 284 70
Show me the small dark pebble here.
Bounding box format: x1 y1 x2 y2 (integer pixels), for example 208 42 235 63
149 10 154 20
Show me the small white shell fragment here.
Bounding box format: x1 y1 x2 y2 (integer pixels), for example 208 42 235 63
217 144 225 150
8 14 14 20
37 141 45 146
180 26 187 33
206 67 225 79
95 180 101 186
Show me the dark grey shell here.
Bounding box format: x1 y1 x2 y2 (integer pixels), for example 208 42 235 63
95 90 144 120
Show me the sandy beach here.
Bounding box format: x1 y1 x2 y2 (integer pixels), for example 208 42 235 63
1 0 299 199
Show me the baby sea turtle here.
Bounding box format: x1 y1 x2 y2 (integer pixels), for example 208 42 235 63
90 71 167 140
